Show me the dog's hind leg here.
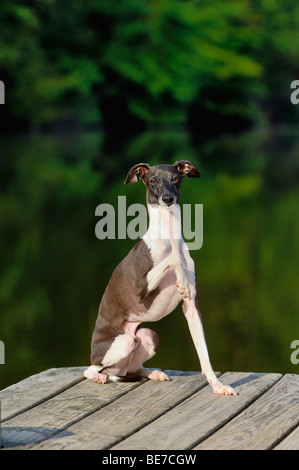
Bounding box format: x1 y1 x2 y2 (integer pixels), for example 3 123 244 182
85 333 140 383
127 327 170 381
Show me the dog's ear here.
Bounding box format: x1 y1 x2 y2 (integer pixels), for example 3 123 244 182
173 160 201 178
124 163 151 185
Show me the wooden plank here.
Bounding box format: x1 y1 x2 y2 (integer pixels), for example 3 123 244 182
112 372 281 450
0 367 86 421
31 370 212 450
274 425 299 450
195 374 299 450
1 375 145 448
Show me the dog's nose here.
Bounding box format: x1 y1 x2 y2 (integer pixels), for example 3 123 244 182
162 194 175 206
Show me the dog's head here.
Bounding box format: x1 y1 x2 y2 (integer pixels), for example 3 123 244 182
124 161 201 206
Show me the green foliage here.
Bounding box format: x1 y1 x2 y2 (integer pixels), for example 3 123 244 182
0 1 299 128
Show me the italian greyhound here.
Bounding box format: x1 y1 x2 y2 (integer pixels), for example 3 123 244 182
84 161 236 395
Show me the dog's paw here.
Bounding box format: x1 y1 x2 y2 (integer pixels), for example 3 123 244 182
93 372 108 384
147 370 170 381
212 383 237 396
176 276 191 299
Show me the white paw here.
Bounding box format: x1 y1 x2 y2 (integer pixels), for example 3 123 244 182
212 383 237 396
84 365 101 380
176 276 191 299
147 370 170 381
93 373 108 384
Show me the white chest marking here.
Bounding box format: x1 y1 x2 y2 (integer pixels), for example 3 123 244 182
143 203 195 278
128 204 196 323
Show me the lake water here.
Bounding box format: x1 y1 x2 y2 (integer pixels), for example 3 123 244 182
1 126 299 389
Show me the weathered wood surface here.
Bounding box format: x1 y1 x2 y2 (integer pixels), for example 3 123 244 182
0 367 86 421
195 374 299 450
0 367 298 450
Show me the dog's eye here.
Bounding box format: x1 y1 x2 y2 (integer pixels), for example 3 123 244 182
149 177 159 184
171 176 179 183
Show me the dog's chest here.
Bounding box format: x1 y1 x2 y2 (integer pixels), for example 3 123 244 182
130 268 181 323
146 273 181 321
129 239 194 324
127 205 196 323
146 236 192 272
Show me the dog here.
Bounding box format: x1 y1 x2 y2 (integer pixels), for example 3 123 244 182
84 161 236 395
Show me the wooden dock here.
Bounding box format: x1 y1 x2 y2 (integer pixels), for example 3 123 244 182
0 367 299 450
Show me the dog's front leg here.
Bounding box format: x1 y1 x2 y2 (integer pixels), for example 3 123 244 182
139 254 190 301
182 300 237 396
148 254 191 298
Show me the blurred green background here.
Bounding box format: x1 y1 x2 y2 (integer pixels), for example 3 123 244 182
1 0 299 388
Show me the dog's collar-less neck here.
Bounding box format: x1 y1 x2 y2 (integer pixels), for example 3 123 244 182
145 203 182 242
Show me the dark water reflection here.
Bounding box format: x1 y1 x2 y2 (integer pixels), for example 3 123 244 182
1 127 299 389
